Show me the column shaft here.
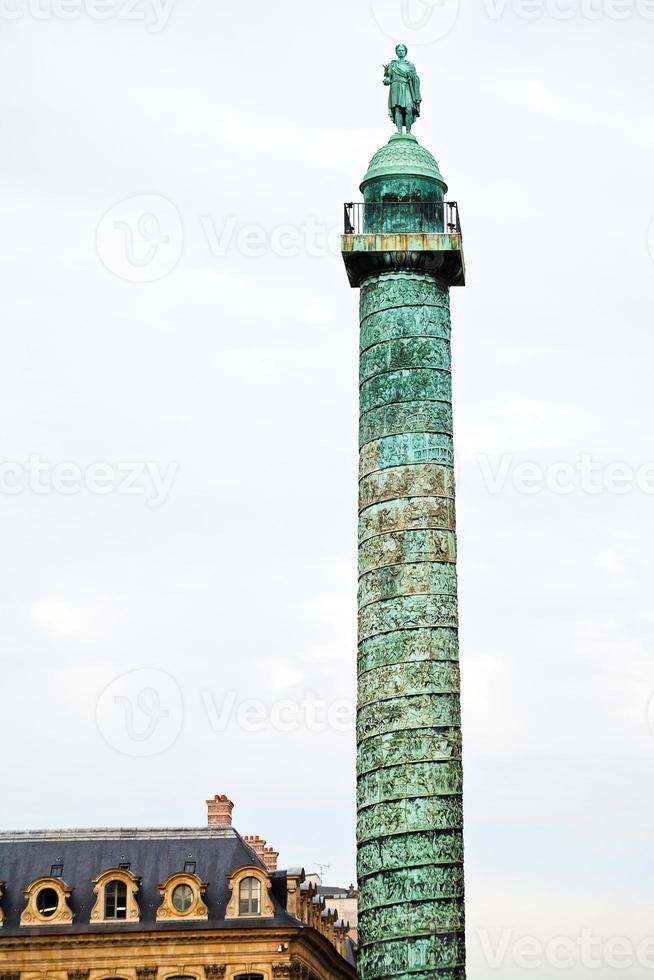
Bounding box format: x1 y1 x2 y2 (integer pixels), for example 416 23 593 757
356 270 465 980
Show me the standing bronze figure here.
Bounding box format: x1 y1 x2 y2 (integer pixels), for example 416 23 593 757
383 44 422 134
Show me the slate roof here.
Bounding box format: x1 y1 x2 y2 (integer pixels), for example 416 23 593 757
0 827 297 937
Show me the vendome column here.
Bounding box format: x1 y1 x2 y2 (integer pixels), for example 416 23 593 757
341 48 467 980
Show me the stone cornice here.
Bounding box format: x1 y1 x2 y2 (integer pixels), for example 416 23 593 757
0 926 301 951
0 925 354 974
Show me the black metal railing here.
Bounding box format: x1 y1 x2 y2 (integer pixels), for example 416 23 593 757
343 201 461 236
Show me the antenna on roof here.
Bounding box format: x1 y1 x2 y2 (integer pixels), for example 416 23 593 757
314 861 330 883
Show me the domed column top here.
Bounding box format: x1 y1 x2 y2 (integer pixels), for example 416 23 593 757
361 133 448 200
363 47 448 205
341 48 465 287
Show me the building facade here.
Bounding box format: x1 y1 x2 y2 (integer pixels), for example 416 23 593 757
311 886 357 945
0 797 356 980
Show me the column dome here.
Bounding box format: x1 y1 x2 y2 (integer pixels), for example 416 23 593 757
360 133 448 195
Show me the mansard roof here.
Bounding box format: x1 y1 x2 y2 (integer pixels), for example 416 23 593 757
0 826 295 936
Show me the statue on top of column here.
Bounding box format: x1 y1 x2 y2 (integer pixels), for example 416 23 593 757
383 44 422 134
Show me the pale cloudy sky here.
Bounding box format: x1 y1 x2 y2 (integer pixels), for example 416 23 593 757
2 0 654 975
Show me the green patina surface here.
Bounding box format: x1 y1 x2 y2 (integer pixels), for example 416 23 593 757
343 72 466 979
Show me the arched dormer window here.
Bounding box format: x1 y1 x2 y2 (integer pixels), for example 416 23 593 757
90 868 140 923
20 876 74 926
224 865 273 919
239 876 261 915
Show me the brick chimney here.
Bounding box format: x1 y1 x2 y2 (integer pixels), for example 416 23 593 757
263 846 279 872
244 834 265 858
207 794 234 827
244 835 279 871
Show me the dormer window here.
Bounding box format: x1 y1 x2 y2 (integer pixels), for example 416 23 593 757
36 887 59 917
225 865 273 920
239 876 261 915
90 868 140 923
104 880 128 919
20 876 74 926
156 872 208 921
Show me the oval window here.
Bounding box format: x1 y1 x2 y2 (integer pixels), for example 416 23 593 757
172 883 194 912
36 887 59 918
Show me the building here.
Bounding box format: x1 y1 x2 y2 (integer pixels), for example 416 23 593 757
311 885 357 945
342 46 467 980
0 796 356 980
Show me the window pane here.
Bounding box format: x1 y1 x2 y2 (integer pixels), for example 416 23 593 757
172 884 193 912
238 877 261 915
105 880 128 919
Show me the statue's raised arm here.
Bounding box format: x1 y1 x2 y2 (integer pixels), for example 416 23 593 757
384 44 421 135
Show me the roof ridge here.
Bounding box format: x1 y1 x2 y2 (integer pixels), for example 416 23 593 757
0 827 240 841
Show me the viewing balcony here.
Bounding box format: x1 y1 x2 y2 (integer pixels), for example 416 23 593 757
344 201 461 236
341 201 465 289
